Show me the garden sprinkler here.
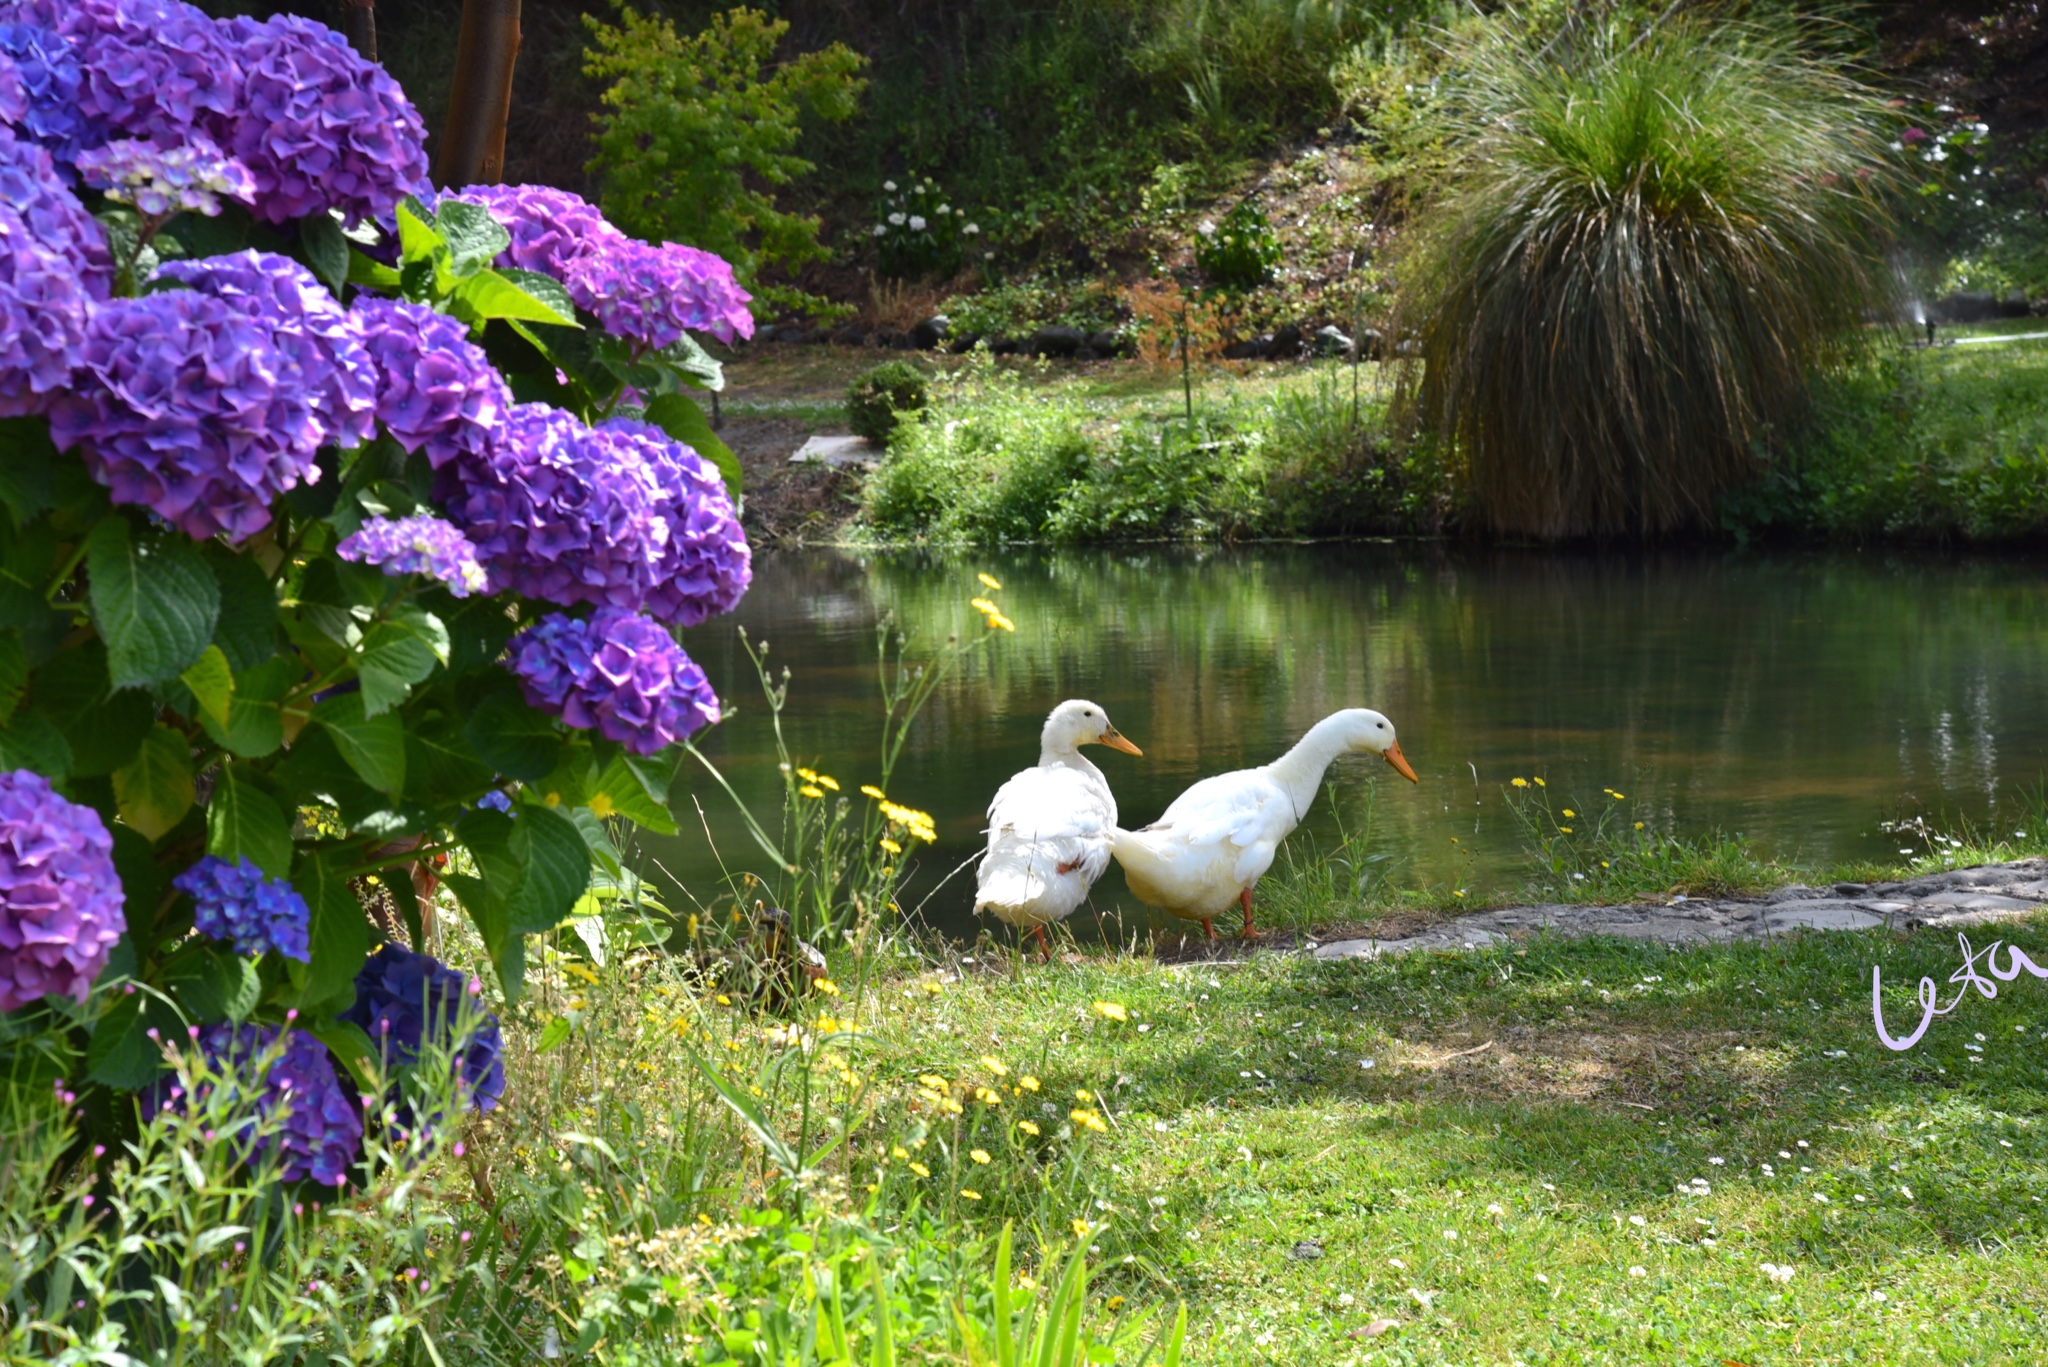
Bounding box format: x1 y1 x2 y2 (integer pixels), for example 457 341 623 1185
1926 318 1937 347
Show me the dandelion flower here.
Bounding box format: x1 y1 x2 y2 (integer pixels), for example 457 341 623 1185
980 1056 1009 1075
1019 1075 1040 1091
970 1149 992 1164
984 611 1016 632
977 572 1002 590
799 785 824 799
1563 809 1576 818
1512 777 1529 788
960 1189 981 1200
970 597 1000 615
816 979 840 996
878 838 902 854
1071 1108 1109 1133
861 784 886 800
1018 1119 1040 1136
1093 1001 1129 1022
909 1162 930 1177
1534 778 1546 787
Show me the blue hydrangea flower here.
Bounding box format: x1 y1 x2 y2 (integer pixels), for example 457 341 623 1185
14 0 242 157
0 20 88 158
189 1023 362 1186
507 608 721 756
75 135 255 218
0 768 125 1012
337 513 488 597
340 944 504 1114
350 295 508 468
173 856 310 962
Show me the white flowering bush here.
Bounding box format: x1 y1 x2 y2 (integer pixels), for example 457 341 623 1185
873 175 982 279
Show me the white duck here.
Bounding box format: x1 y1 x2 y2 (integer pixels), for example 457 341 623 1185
1112 708 1418 939
975 700 1143 957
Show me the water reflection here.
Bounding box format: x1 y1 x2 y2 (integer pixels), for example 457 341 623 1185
655 545 2048 935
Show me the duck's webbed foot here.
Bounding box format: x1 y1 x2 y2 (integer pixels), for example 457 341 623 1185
1238 887 1263 940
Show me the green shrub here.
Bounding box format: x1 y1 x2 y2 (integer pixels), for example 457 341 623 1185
846 359 932 445
1397 14 1898 538
861 360 1456 542
584 5 867 316
1193 199 1282 290
1722 343 2048 541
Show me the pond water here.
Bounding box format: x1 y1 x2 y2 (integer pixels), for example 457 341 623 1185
645 545 2048 939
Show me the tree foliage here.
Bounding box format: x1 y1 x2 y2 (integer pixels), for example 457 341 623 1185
584 4 867 317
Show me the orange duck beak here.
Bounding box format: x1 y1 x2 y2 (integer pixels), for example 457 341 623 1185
1384 740 1419 783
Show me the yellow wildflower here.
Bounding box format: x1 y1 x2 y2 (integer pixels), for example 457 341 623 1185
979 1055 1009 1075
974 1086 1001 1105
942 1097 964 1115
1562 809 1576 819
799 785 824 799
984 611 1016 633
861 784 886 800
1635 822 1646 831
909 1162 930 1178
960 1189 982 1200
1071 1108 1108 1133
923 981 944 996
1018 1120 1041 1136
1534 777 1546 787
817 775 840 791
970 597 1000 615
1071 1219 1091 1238
1511 777 1529 788
891 1146 909 1160
879 837 902 854
1092 1001 1129 1023
1107 1296 1126 1311
1075 1088 1092 1102
918 1075 949 1091
1019 1075 1040 1092
816 979 840 996
715 994 732 1006
1559 826 1573 834
796 767 821 783
970 1149 992 1165
978 572 1003 590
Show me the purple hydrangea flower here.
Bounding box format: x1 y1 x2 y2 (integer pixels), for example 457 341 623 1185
0 769 125 1012
189 1024 362 1185
349 296 507 467
602 417 750 626
154 251 376 452
17 0 242 156
337 513 488 597
75 134 254 218
436 402 671 610
474 790 512 813
221 13 426 225
508 608 720 755
0 126 112 290
0 21 86 155
173 856 310 962
340 943 504 1114
0 199 96 418
451 183 756 346
48 263 364 541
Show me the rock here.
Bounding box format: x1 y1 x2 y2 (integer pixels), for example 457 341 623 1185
946 330 984 354
1074 345 1100 361
788 434 878 469
987 335 1020 356
1312 324 1353 358
1222 337 1265 360
829 323 868 347
867 326 911 350
1356 327 1385 360
1289 1239 1324 1261
1267 323 1303 359
1934 291 2000 324
912 315 951 350
1086 330 1121 354
1833 882 1869 896
2002 289 2032 318
1027 325 1086 358
1764 885 1820 904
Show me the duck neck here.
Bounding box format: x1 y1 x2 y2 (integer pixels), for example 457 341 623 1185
1040 739 1103 783
1264 716 1355 817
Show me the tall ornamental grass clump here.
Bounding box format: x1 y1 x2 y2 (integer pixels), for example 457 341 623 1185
1396 16 1898 538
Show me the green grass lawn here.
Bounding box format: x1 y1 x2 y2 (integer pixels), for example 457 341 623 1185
839 915 2048 1364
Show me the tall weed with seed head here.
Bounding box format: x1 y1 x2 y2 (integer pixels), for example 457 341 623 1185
1396 15 1899 538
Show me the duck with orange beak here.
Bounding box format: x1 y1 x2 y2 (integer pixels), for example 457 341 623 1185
974 700 1144 960
1111 708 1418 939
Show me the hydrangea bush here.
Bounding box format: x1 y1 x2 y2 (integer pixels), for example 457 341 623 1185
0 0 751 1187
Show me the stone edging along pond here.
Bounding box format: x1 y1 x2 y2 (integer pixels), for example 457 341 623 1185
1304 859 2048 962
